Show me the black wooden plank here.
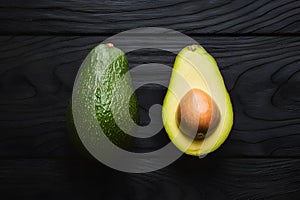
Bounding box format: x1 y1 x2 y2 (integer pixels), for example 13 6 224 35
0 36 299 158
0 0 299 34
0 158 299 200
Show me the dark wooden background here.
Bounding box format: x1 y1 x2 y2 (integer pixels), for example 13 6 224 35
0 0 300 199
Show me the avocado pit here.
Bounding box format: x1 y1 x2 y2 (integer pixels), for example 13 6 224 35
176 89 220 140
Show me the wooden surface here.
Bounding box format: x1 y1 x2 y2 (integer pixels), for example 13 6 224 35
0 1 299 199
0 158 300 199
0 0 299 35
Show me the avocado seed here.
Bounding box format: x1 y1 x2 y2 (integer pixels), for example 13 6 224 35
176 89 220 140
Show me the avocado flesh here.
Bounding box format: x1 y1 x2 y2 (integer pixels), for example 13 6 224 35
68 44 139 151
162 45 233 156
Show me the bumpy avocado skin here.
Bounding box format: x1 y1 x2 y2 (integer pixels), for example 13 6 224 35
66 101 93 158
67 44 139 152
162 45 233 156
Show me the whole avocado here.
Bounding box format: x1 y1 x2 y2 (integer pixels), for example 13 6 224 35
67 43 139 153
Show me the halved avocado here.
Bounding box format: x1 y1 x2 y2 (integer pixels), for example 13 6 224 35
162 45 233 156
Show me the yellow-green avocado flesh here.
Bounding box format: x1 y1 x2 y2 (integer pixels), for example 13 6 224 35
162 45 233 156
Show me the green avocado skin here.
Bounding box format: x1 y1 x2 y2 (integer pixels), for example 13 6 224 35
67 44 139 152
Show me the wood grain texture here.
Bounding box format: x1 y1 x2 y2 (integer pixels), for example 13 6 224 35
0 0 299 34
0 158 299 200
0 36 299 158
1 1 299 199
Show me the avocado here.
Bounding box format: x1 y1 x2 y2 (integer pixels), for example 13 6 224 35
162 45 233 156
66 101 93 158
67 43 139 151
